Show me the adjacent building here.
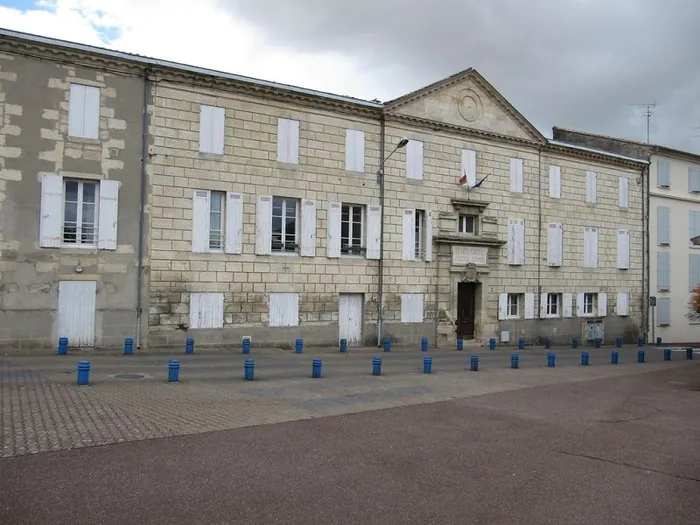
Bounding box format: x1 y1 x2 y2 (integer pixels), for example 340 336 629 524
553 127 700 344
0 27 648 351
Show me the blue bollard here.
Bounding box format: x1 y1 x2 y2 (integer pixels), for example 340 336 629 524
168 359 180 383
312 357 322 378
384 339 391 352
244 358 255 381
372 356 382 376
572 337 578 349
664 348 671 361
457 338 463 351
423 356 432 374
616 337 622 348
57 337 68 356
489 338 496 351
581 351 589 366
518 337 525 350
547 351 556 368
638 349 645 363
611 350 619 365
185 337 194 355
544 337 551 349
656 337 662 347
420 337 428 352
470 354 479 372
339 338 347 353
686 347 693 360
242 338 251 354
124 337 134 356
295 338 303 354
594 338 601 349
637 336 644 347
76 360 90 386
511 352 519 369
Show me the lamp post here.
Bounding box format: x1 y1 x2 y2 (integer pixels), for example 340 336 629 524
376 137 409 346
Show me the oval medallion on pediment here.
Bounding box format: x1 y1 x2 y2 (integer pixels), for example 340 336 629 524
457 89 483 123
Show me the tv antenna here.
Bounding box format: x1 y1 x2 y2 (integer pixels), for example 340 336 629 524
630 102 656 143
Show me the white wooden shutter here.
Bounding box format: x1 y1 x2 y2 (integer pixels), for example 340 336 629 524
424 211 433 262
191 190 210 253
507 220 517 265
255 195 272 255
547 223 563 267
345 130 365 172
211 106 225 155
189 292 224 329
269 293 299 327
199 105 213 153
225 192 243 254
83 85 100 139
540 293 548 317
549 165 561 198
406 140 423 180
402 209 416 260
586 171 597 203
618 178 629 208
510 158 523 193
365 205 381 260
498 293 508 320
576 293 585 316
39 173 63 248
97 179 119 250
515 219 525 265
657 160 670 187
563 293 573 318
326 201 341 258
277 118 299 164
617 230 630 270
462 149 476 186
584 227 598 268
616 292 629 316
657 206 670 245
689 254 700 291
524 293 535 319
300 199 317 257
598 293 607 317
68 84 86 138
657 252 670 290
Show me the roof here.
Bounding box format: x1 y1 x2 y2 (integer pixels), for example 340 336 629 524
547 139 649 165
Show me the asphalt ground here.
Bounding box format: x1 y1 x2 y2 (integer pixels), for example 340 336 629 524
1 359 699 524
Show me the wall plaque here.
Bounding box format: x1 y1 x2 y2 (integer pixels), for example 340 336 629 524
452 245 488 266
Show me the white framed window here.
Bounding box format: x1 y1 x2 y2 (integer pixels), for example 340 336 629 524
401 293 424 323
657 159 670 188
402 208 432 261
192 190 243 254
277 118 300 164
459 215 476 234
272 196 300 253
414 209 426 259
577 292 606 317
507 293 520 318
546 293 560 317
199 105 225 155
406 140 424 180
690 210 700 246
68 83 100 139
345 129 365 172
341 203 365 256
689 167 700 193
62 179 99 246
461 149 477 187
583 293 596 315
189 292 224 329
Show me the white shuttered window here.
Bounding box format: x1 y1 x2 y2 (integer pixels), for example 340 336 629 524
199 105 225 154
507 219 525 265
189 292 224 329
547 222 563 267
510 158 523 193
401 293 424 323
583 227 598 268
616 292 629 316
657 206 671 245
192 190 242 254
657 251 670 291
406 140 424 180
68 84 100 139
618 178 629 208
617 230 630 270
269 293 299 327
549 165 561 199
345 130 365 172
277 118 300 164
586 171 597 203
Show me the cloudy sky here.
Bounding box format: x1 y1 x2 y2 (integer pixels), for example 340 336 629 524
2 0 699 153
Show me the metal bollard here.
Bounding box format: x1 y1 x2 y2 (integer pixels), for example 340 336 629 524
638 349 645 363
295 338 303 354
489 338 496 351
312 357 322 379
420 337 428 352
242 338 251 355
339 338 348 353
616 337 622 348
686 347 694 360
372 356 382 376
547 351 556 368
572 337 578 349
518 337 525 350
664 348 671 361
457 338 463 351
511 352 519 369
470 354 479 372
423 356 432 374
611 350 619 365
544 337 551 349
581 351 589 366
57 337 68 356
594 338 601 349
124 337 134 356
244 358 255 381
656 337 662 346
637 336 644 347
185 337 194 355
168 359 180 383
77 361 90 386
384 339 391 352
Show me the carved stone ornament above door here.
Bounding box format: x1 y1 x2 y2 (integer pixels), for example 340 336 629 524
460 262 480 283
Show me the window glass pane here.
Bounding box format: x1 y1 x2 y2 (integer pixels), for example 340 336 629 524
82 182 96 203
352 220 362 244
65 181 78 203
341 220 349 243
352 206 362 223
285 200 295 218
210 192 223 212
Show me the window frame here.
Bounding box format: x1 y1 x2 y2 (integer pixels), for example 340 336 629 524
414 209 426 260
506 293 520 319
459 214 477 235
62 179 99 247
583 293 596 316
340 203 366 256
271 196 300 254
546 293 560 317
207 190 226 252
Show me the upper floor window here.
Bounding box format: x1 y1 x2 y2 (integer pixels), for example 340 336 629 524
192 190 243 254
341 204 365 255
199 105 225 155
68 83 100 139
277 118 300 164
459 214 476 234
272 197 299 253
63 180 98 245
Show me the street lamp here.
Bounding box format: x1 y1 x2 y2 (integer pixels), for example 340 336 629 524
376 137 409 346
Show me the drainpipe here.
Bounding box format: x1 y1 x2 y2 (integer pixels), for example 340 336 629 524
642 162 649 342
135 71 151 349
376 115 386 346
536 145 543 343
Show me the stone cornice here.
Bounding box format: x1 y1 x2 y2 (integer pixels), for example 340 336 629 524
545 142 647 171
435 233 506 247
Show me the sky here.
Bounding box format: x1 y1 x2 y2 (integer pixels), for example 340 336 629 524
2 0 699 153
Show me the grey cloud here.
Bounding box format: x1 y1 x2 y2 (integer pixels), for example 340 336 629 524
218 0 700 152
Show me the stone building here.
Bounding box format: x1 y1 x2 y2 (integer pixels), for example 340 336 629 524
553 127 700 344
0 28 648 350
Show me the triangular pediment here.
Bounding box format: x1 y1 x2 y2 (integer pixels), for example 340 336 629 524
385 69 544 143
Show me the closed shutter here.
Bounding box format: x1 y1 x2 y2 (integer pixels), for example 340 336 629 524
68 84 86 138
657 159 670 187
576 293 585 317
586 171 597 203
657 251 670 291
657 206 671 245
255 195 272 255
326 201 341 258
516 220 525 264
510 158 523 193
549 165 561 198
406 141 424 180
508 219 525 265
689 167 700 192
300 199 317 257
617 230 630 270
656 298 671 325
563 293 573 318
424 211 433 262
547 222 563 267
616 292 629 316
498 293 508 321
39 173 63 248
345 130 365 172
365 205 381 260
199 105 212 153
524 293 535 319
540 293 548 317
598 293 607 317
618 178 629 208
584 227 598 268
689 253 700 290
689 211 700 242
225 192 243 254
211 106 225 155
269 292 300 327
97 179 119 250
189 292 224 329
277 118 299 164
191 190 210 253
401 293 424 323
402 209 416 260
462 149 476 186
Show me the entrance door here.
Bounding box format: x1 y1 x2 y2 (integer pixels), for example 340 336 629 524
58 280 96 347
457 283 476 339
339 293 363 345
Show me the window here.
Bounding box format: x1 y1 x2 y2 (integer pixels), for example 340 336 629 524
207 191 225 250
656 298 671 326
586 171 597 204
690 254 700 291
657 206 670 245
277 118 300 164
657 251 670 291
68 83 100 139
547 222 563 267
657 159 670 188
192 190 242 254
345 130 365 172
269 292 300 327
189 292 224 329
617 292 630 316
402 208 432 261
272 197 299 253
583 227 598 268
461 149 476 187
406 140 424 180
507 294 519 317
617 230 630 270
341 204 365 255
689 167 700 193
690 210 700 246
546 293 559 316
459 215 476 234
510 158 523 193
199 105 225 155
618 178 629 208
63 180 98 245
583 293 596 315
414 209 426 259
401 293 424 323
549 165 561 199
507 218 525 265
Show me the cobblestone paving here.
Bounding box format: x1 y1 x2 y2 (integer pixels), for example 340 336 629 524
1 349 697 459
